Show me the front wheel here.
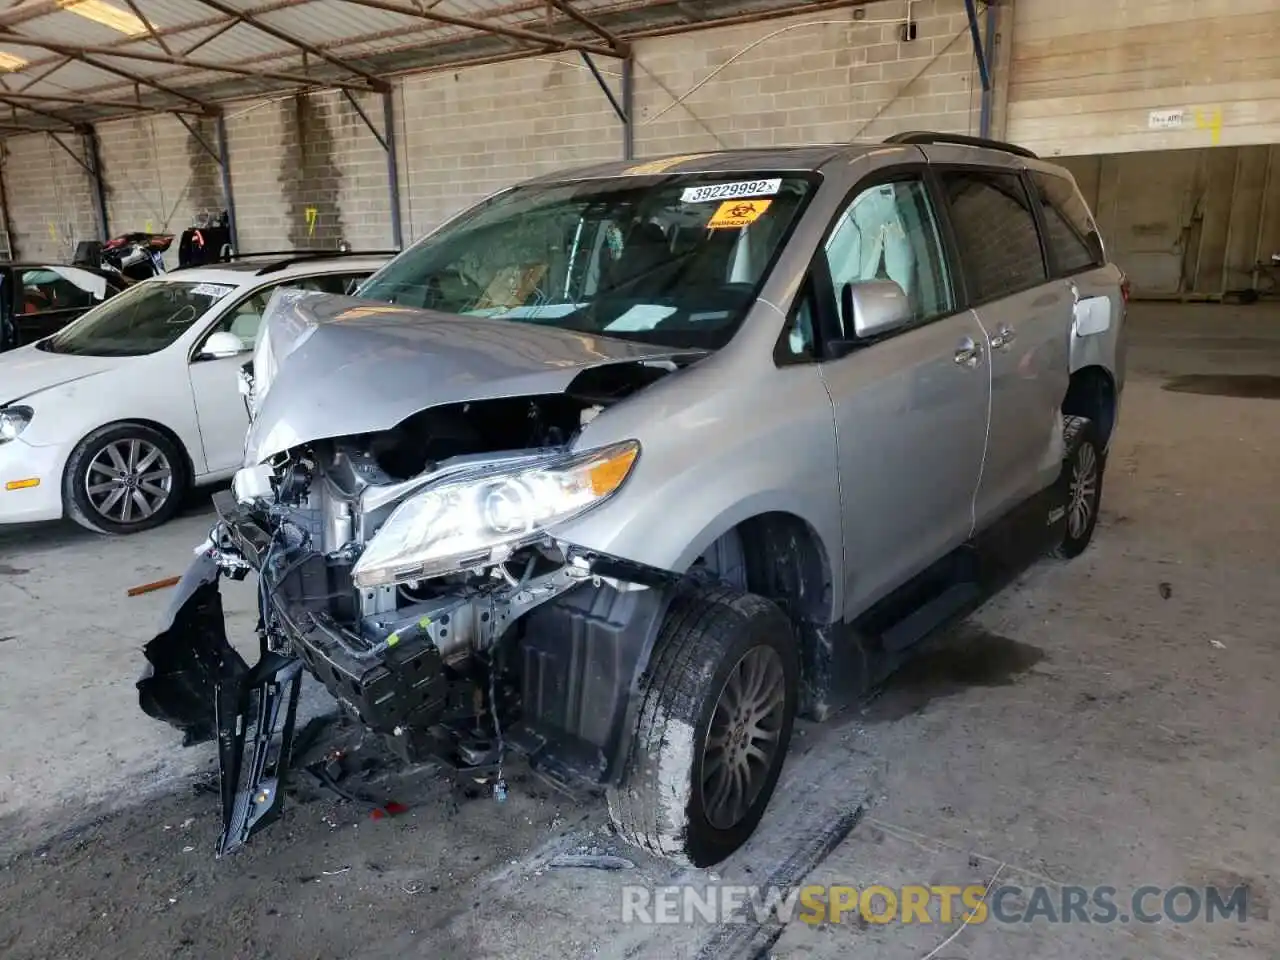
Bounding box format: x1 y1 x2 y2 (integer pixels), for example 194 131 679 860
607 586 799 867
63 423 188 535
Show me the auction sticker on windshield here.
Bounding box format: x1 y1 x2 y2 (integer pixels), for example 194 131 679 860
190 283 236 299
707 198 772 229
682 178 781 203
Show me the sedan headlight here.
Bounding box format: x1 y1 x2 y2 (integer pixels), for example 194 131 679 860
351 441 640 588
0 406 32 444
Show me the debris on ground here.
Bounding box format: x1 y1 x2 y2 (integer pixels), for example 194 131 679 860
547 854 636 871
1158 581 1173 599
126 575 181 597
1209 639 1227 649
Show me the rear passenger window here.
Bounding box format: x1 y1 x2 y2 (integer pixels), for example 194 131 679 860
940 171 1047 303
1030 171 1104 275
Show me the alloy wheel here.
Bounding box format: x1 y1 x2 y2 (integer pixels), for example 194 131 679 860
84 438 174 525
701 645 788 831
1067 441 1099 539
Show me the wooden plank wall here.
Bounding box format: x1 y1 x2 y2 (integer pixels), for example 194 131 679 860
1005 0 1280 157
1058 146 1280 298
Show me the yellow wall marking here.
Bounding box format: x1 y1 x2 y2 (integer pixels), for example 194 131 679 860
1194 107 1222 146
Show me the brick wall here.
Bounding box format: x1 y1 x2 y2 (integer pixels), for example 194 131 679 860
1 132 100 261
0 0 983 257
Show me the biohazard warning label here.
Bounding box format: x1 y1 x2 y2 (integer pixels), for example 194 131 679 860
707 198 772 229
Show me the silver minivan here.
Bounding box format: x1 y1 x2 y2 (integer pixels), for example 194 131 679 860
139 132 1125 867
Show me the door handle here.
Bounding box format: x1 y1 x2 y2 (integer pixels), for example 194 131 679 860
989 325 1016 350
954 337 981 368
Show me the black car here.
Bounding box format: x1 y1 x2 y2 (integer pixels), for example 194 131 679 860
0 261 128 352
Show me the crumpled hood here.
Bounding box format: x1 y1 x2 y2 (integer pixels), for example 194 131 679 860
0 343 125 405
244 291 702 464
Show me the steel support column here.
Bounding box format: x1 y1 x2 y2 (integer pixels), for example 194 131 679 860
580 50 633 160
216 112 239 254
344 88 403 249
962 0 991 95
382 90 403 250
51 128 109 240
621 54 634 161
85 127 110 241
978 0 998 138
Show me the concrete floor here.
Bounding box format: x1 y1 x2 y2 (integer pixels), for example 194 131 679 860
0 301 1277 959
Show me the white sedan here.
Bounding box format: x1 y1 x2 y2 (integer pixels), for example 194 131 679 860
0 254 387 534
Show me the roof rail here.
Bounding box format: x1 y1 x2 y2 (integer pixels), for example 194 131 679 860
882 131 1039 160
249 249 400 276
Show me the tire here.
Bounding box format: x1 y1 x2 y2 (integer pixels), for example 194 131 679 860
63 422 189 535
607 585 799 867
1054 415 1104 559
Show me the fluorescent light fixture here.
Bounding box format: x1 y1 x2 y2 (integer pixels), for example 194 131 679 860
59 0 149 36
0 51 29 72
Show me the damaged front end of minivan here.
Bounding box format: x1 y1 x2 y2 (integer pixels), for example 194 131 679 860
137 291 704 855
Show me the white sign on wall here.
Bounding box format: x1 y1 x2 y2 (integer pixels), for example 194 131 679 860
1148 108 1188 130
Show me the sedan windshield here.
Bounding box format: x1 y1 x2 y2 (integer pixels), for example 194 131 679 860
357 172 816 349
36 280 237 357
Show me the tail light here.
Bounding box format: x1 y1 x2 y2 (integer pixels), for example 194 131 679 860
1120 275 1131 303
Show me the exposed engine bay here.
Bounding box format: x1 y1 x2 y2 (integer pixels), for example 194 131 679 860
139 362 693 856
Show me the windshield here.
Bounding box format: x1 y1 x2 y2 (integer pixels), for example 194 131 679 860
357 172 817 349
36 280 237 357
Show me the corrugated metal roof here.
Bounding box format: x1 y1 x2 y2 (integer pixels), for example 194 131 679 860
0 0 854 133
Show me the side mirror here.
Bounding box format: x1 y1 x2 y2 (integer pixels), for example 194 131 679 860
200 330 247 360
840 279 912 340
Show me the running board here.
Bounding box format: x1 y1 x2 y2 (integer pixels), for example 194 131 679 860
880 581 981 652
803 482 1067 719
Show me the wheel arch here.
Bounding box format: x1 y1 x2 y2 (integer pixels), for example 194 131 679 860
1063 364 1117 451
64 417 197 490
693 511 836 627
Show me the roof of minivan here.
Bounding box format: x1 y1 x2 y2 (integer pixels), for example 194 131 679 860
524 143 896 184
522 136 1058 187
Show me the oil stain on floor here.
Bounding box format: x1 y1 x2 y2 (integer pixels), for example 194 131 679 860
1163 374 1280 399
861 624 1045 723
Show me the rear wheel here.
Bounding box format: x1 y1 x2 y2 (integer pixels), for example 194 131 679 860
1054 415 1104 559
63 423 188 535
607 586 798 867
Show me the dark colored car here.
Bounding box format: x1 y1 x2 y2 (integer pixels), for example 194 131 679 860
0 262 128 352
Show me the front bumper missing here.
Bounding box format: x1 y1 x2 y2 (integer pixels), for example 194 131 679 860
137 493 685 854
138 551 303 856
215 653 303 856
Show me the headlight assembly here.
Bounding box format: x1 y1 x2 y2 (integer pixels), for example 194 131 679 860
0 406 32 444
351 440 640 588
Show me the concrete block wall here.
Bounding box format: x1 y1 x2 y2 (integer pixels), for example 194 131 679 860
396 56 622 240
631 1 979 155
224 89 392 253
2 132 100 262
95 113 222 266
0 0 983 258
397 0 983 237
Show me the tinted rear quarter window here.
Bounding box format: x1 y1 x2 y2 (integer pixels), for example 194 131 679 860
940 171 1047 303
1030 171 1105 276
